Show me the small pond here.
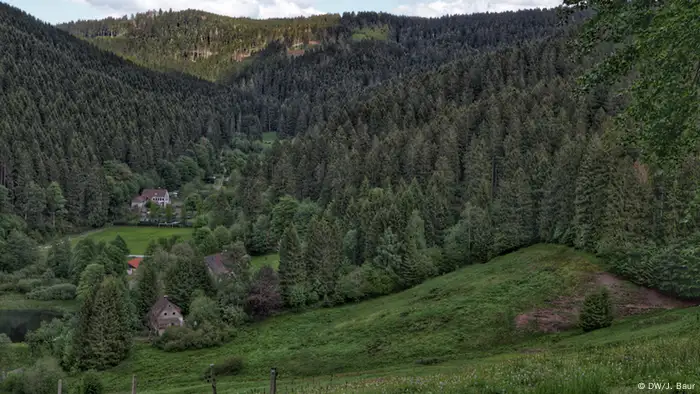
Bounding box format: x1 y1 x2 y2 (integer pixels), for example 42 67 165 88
0 310 63 342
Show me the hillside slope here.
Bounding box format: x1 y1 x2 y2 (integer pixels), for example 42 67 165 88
0 3 258 233
58 10 340 82
89 245 692 393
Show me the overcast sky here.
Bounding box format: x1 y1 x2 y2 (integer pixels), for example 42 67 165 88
7 0 562 24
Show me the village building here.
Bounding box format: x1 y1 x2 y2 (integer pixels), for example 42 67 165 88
131 188 171 210
127 257 142 275
204 253 232 279
148 296 184 335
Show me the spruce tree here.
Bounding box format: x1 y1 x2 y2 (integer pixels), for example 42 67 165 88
371 227 402 289
398 210 434 288
110 235 130 256
47 239 73 279
579 287 614 332
82 277 132 369
572 136 610 251
76 264 105 303
165 254 215 314
134 260 159 323
278 224 306 306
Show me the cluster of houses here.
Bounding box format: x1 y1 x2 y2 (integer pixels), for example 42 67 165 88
128 189 239 336
133 251 234 336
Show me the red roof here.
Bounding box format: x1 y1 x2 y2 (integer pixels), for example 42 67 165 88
128 257 142 269
141 189 168 199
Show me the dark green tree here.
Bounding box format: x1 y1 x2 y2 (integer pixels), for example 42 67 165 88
278 225 306 306
579 287 614 332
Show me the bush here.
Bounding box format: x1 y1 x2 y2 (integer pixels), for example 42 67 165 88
21 357 65 394
153 323 229 352
16 278 43 293
579 288 614 332
76 371 104 394
26 283 77 301
202 357 244 380
0 282 16 293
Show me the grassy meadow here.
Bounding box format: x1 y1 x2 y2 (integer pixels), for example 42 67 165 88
68 226 193 255
87 244 699 394
0 292 78 313
250 253 279 271
10 244 697 393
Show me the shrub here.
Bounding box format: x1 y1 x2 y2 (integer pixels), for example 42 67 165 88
22 357 65 394
154 323 229 352
76 371 104 394
26 283 77 301
0 282 16 293
16 278 43 293
579 288 614 332
202 357 244 380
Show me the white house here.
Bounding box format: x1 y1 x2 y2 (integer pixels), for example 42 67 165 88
132 189 171 208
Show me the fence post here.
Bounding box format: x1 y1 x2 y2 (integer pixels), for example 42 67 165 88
210 364 217 394
57 379 62 394
131 375 137 394
269 368 277 394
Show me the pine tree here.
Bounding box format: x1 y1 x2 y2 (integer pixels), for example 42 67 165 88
134 260 159 323
278 224 306 306
572 136 610 250
72 238 99 283
45 181 67 229
579 287 614 332
304 215 342 301
398 210 434 288
165 254 215 314
371 227 402 289
81 277 133 369
492 167 535 255
99 244 127 277
443 203 492 271
270 196 299 244
47 239 73 279
76 264 105 303
110 235 130 256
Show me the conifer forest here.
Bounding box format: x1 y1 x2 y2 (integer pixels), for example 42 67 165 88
1 0 699 392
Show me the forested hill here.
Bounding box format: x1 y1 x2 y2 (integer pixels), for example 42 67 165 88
57 9 568 83
57 10 340 81
229 10 573 138
0 3 257 234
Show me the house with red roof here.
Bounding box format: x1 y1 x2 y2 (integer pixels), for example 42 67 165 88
127 257 142 275
131 188 171 210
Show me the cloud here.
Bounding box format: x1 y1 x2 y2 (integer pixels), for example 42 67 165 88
77 0 323 19
394 0 562 17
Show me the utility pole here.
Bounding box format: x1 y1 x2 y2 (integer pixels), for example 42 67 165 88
57 379 62 394
131 375 137 394
210 364 217 394
270 367 277 394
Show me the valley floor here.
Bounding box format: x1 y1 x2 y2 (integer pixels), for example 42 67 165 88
90 245 699 393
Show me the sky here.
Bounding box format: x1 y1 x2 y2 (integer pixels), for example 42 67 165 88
6 0 563 24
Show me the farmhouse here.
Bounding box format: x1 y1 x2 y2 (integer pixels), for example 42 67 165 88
127 257 142 275
149 296 184 335
204 253 231 279
131 188 171 209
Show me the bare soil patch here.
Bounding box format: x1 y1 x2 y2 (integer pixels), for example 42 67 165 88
515 272 696 333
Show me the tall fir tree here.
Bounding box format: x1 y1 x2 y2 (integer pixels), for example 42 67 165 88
278 224 306 305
